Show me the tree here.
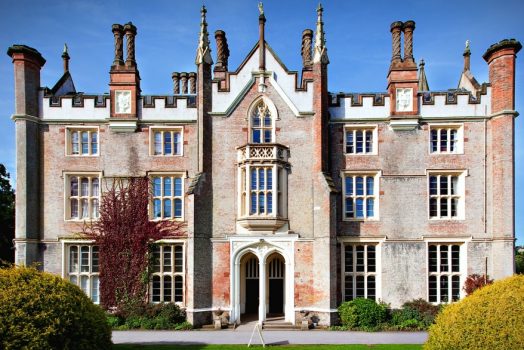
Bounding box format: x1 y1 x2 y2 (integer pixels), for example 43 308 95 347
0 164 15 264
516 248 524 274
84 177 184 309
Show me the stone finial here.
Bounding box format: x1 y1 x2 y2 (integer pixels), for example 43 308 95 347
195 6 213 65
62 43 70 73
215 30 229 71
402 20 415 62
313 3 329 64
301 29 313 68
172 72 180 94
112 24 124 66
188 72 197 94
418 59 429 91
180 72 188 94
123 22 137 67
463 40 471 72
258 1 264 15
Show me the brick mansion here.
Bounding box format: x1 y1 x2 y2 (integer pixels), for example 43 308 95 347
7 4 521 326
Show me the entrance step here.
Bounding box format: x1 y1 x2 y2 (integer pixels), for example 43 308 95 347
262 321 300 330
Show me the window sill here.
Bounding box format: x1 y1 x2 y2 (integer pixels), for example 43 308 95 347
66 154 99 157
343 218 379 222
237 217 287 231
344 153 378 156
429 217 465 221
65 218 99 222
151 218 185 222
150 154 184 157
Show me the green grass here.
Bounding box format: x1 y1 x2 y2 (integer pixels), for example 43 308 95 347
113 345 423 350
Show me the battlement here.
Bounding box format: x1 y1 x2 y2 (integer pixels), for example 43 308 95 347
329 85 491 120
40 92 196 121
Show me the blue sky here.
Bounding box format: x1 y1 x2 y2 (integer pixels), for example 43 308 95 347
0 0 523 243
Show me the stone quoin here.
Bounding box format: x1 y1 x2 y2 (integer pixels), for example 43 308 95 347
6 4 521 327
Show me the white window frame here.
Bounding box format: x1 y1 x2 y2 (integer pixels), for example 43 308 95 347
150 240 185 305
341 171 381 221
427 170 466 220
428 123 464 155
425 240 467 303
238 164 287 219
150 172 185 221
62 241 100 304
344 124 378 155
248 97 278 144
64 172 102 222
339 237 384 302
65 126 100 156
149 126 184 157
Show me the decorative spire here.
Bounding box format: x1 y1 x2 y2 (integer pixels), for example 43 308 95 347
258 2 266 71
463 40 471 71
61 43 70 73
313 3 329 64
195 5 213 65
418 59 429 91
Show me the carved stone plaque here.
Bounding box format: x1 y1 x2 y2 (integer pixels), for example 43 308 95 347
115 90 131 114
396 88 413 112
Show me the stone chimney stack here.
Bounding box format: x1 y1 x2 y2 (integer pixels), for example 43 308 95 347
463 40 471 72
483 38 521 258
188 72 197 94
301 29 313 69
7 44 46 265
258 3 266 71
387 20 419 118
62 43 70 72
180 72 188 94
109 22 140 130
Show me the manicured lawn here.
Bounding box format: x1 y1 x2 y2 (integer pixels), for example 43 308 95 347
113 345 423 350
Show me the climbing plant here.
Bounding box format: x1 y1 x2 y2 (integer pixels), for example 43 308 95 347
84 177 184 309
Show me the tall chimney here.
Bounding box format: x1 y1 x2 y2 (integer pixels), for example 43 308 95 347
172 72 180 94
403 20 415 62
124 22 137 67
180 72 188 94
463 40 471 72
188 72 196 94
301 29 313 69
112 24 124 66
390 21 403 63
214 30 229 72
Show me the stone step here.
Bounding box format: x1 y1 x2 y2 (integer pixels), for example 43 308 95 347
262 322 300 330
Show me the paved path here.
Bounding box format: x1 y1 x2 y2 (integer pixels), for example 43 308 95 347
113 329 428 345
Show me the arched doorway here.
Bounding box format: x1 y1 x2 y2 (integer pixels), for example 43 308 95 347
241 253 259 317
267 253 285 316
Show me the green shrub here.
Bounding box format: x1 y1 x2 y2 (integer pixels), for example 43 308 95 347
390 298 440 330
338 298 387 330
106 314 123 328
425 275 524 350
0 266 111 350
113 302 187 330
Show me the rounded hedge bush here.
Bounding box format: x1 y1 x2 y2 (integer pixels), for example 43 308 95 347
425 274 524 350
0 266 112 350
338 298 387 330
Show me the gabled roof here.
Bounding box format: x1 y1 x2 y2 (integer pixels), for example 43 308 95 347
51 71 76 96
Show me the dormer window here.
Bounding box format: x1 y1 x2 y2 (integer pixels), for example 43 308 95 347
251 100 274 143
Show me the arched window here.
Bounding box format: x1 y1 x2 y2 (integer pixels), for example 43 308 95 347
251 100 273 143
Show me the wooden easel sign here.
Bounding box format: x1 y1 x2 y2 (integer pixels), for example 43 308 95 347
247 323 266 347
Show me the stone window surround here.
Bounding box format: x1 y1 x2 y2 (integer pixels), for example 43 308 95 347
343 124 378 156
427 170 467 221
248 96 278 144
428 123 464 155
61 240 99 304
149 171 186 221
341 170 381 221
150 240 186 305
149 126 184 157
65 126 100 157
423 238 469 304
63 171 102 222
